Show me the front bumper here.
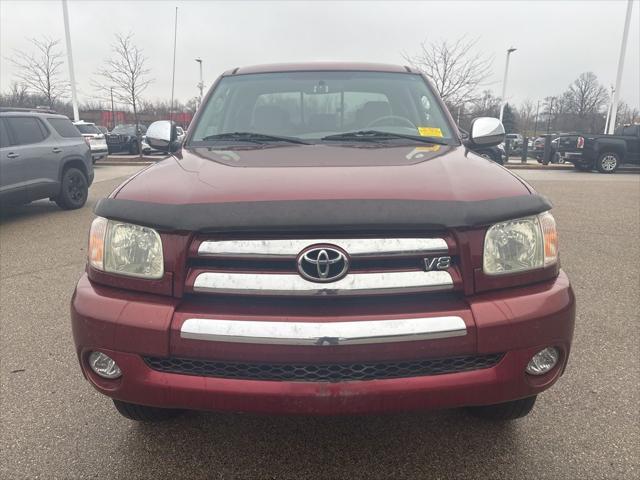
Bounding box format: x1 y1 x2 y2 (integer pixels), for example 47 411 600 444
71 272 575 415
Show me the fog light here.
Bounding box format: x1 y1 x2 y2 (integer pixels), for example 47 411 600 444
88 351 122 379
526 347 560 375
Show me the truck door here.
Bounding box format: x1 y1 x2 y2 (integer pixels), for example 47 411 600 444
623 126 640 165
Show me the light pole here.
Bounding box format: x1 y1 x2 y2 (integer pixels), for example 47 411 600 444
607 0 634 134
546 97 554 134
499 47 517 123
169 7 178 125
604 86 615 133
195 58 204 108
61 0 79 121
533 100 540 139
110 87 115 130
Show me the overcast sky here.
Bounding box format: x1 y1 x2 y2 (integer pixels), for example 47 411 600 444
1 0 638 109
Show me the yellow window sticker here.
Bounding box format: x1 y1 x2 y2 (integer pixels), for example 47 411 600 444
418 127 443 137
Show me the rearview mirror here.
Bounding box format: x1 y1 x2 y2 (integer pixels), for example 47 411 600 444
146 120 180 152
468 117 505 147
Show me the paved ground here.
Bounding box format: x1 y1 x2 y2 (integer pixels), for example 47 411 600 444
1 166 638 479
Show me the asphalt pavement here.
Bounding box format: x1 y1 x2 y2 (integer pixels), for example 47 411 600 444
0 166 638 479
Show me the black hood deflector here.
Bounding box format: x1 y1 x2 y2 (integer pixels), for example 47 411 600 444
94 195 553 233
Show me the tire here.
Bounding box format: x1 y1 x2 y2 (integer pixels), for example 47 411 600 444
129 140 139 155
596 151 620 173
113 400 183 422
54 167 88 210
467 395 537 421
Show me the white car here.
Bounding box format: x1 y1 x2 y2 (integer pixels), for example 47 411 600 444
142 125 186 154
141 136 152 154
176 126 186 144
74 121 108 162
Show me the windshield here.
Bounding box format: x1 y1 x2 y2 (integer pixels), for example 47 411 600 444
76 124 99 135
190 71 456 145
112 124 140 135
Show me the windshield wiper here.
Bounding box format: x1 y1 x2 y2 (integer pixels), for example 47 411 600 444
321 130 453 146
201 132 311 145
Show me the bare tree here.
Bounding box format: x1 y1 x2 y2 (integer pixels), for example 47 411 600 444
616 100 640 128
471 90 501 117
9 37 68 105
518 100 536 137
403 37 493 110
565 72 608 117
3 82 30 106
94 33 153 157
185 97 199 115
79 100 106 111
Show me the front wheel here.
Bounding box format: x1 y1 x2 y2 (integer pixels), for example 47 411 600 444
467 395 537 421
54 167 88 210
129 140 139 155
113 400 183 422
597 152 620 173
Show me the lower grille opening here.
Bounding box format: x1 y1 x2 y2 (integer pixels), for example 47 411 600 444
144 353 504 382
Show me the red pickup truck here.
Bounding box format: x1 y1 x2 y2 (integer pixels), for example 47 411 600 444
71 63 575 422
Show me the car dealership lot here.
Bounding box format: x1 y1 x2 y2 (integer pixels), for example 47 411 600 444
1 166 638 479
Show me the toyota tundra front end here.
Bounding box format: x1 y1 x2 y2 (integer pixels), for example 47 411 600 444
71 63 575 422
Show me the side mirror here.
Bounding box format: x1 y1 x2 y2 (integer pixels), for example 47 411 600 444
468 117 505 147
146 120 180 152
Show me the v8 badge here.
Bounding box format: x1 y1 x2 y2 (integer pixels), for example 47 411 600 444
424 256 451 271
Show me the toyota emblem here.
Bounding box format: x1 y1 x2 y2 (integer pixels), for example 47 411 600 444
297 246 349 283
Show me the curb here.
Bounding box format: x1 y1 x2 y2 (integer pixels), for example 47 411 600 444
505 163 574 170
97 154 163 166
96 161 154 166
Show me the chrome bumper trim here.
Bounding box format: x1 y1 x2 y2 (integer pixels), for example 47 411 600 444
180 316 467 345
198 238 448 258
192 270 453 296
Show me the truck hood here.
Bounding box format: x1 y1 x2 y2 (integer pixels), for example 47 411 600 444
114 144 531 204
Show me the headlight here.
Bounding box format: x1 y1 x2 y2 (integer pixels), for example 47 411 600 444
483 212 558 275
88 217 164 279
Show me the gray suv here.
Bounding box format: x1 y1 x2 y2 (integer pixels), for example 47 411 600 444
0 109 94 210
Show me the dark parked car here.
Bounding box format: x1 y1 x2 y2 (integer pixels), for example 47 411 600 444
106 124 146 154
473 144 506 164
532 135 561 163
72 63 574 423
556 124 640 172
1 109 93 209
459 127 505 164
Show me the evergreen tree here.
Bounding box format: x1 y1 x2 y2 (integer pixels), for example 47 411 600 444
502 103 517 133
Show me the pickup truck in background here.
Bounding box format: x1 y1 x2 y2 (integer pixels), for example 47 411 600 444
556 124 640 173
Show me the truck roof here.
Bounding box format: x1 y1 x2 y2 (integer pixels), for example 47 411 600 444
225 62 414 76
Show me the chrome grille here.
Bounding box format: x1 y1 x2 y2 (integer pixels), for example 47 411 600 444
144 353 503 382
188 237 455 296
198 238 448 258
